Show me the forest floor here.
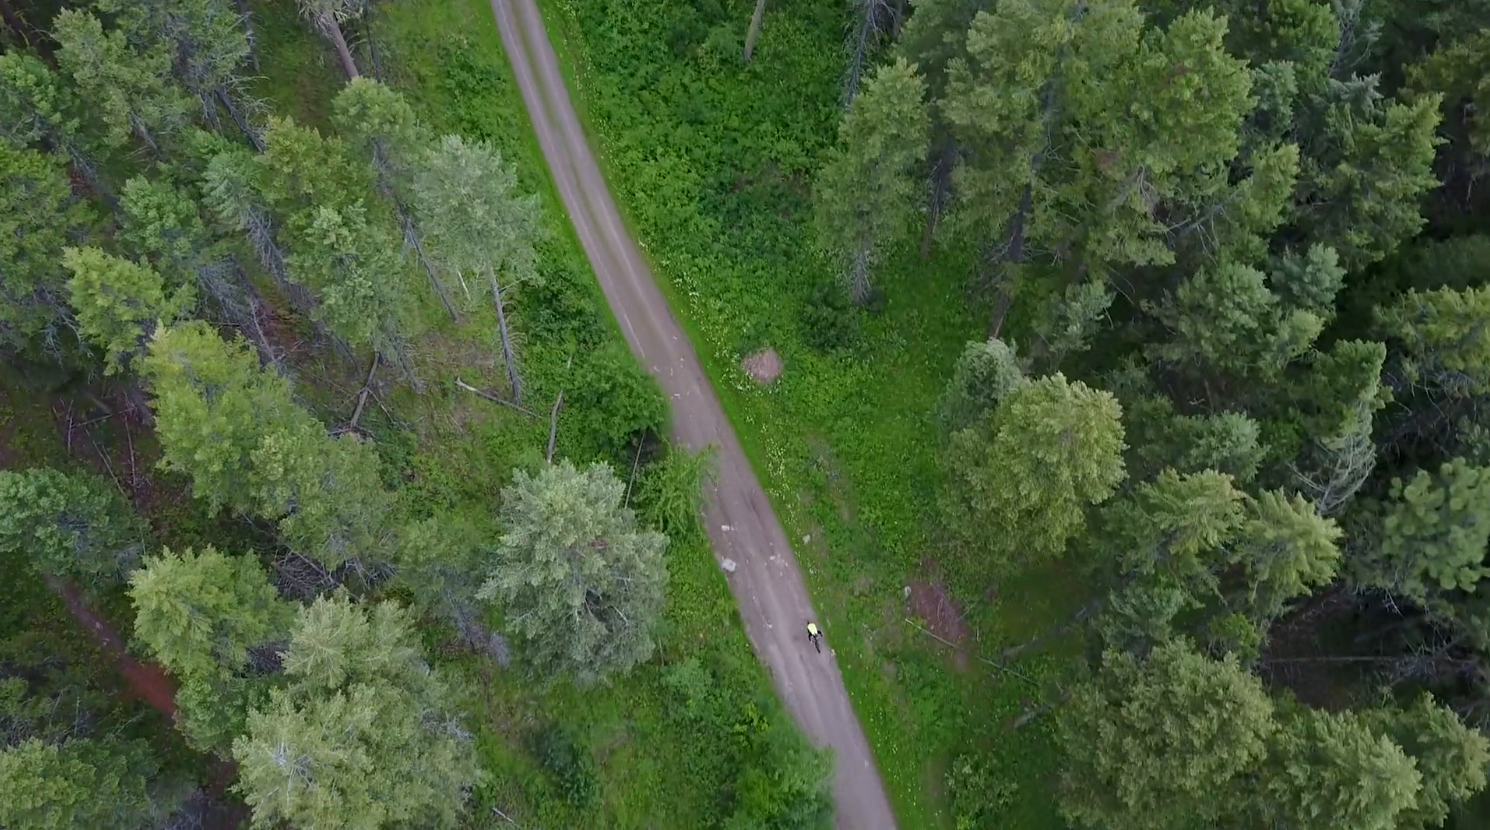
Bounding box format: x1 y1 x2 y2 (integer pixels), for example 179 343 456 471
484 0 896 826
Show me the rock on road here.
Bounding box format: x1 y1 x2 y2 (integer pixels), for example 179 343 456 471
483 0 899 827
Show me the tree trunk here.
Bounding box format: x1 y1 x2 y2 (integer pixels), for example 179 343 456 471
486 265 523 405
849 246 872 305
743 0 768 62
236 0 260 71
404 213 460 321
0 0 52 63
920 140 955 260
216 87 264 152
320 16 361 79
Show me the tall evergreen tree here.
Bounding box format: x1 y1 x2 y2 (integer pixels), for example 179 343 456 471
814 57 930 303
478 461 668 685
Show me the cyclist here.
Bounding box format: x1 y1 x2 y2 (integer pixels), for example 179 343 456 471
806 622 823 653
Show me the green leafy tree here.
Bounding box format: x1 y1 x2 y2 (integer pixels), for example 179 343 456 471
97 0 256 140
52 9 193 153
1355 458 1490 600
0 467 145 586
814 57 930 303
478 461 669 685
1294 79 1442 270
414 134 543 402
1368 693 1490 828
63 246 193 374
142 321 301 514
233 595 479 830
128 546 291 680
944 373 1125 570
939 336 1026 432
251 422 398 568
1260 707 1422 830
1057 641 1275 830
1229 490 1341 619
0 140 89 357
0 738 160 830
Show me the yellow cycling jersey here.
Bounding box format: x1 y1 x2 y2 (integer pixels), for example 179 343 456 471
807 623 820 637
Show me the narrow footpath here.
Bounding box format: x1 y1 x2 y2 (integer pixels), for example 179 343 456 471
483 1 899 826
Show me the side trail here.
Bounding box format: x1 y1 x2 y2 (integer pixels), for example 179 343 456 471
483 0 899 826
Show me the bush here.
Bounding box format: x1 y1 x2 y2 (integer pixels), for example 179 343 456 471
945 753 1017 830
800 281 861 353
530 724 598 810
636 446 717 535
567 344 668 464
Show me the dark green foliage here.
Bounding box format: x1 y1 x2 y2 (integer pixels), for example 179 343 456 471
0 467 146 586
531 724 598 809
636 445 717 535
567 344 669 464
799 281 861 353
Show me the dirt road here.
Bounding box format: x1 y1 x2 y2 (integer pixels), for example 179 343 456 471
484 1 898 827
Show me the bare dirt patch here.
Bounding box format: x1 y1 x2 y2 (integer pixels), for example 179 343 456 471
906 572 972 671
741 347 783 385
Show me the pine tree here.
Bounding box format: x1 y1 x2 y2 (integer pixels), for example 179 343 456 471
478 461 668 685
1355 458 1490 600
1368 693 1490 828
944 373 1126 571
938 336 1026 432
251 421 397 569
814 57 930 303
0 139 89 358
1229 490 1341 619
1294 78 1443 270
0 467 146 586
414 134 543 403
1260 707 1422 830
52 9 193 154
63 246 193 374
1057 641 1274 830
0 737 161 830
97 0 257 141
142 321 301 514
233 595 479 830
128 546 291 680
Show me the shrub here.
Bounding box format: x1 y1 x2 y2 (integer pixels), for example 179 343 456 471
531 724 598 810
567 344 668 464
800 281 860 353
946 753 1017 830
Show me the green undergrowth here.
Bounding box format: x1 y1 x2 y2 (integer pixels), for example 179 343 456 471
242 0 832 826
520 0 1092 825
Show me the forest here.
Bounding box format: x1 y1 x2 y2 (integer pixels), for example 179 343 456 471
3 0 1490 827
